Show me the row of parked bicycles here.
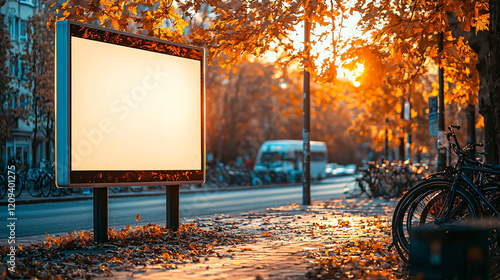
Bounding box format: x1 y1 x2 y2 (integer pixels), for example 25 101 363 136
354 160 428 199
389 125 500 278
0 159 59 198
204 160 303 188
0 161 171 198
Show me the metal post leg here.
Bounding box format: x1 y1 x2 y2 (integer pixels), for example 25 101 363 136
93 187 109 243
166 185 180 231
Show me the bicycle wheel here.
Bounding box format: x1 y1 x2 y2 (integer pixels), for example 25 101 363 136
364 174 379 198
10 172 23 197
50 178 62 197
26 178 42 197
351 179 367 197
0 175 6 199
25 169 40 197
40 174 52 197
391 178 453 249
382 174 400 199
392 179 480 264
252 176 263 186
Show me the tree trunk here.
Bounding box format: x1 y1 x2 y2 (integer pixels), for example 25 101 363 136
32 98 38 168
45 114 51 162
475 31 497 164
483 105 499 164
227 69 243 162
448 12 494 162
490 0 500 163
466 103 476 145
216 72 232 161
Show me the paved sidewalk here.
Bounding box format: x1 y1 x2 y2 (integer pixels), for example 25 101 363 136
104 197 405 279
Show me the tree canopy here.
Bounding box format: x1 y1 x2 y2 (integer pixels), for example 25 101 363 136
49 0 493 160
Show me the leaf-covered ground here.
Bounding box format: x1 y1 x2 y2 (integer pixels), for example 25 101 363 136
0 223 249 279
1 198 408 279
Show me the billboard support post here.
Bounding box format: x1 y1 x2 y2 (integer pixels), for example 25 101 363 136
166 185 180 231
93 188 109 243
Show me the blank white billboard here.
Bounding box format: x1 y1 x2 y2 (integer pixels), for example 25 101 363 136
71 37 201 171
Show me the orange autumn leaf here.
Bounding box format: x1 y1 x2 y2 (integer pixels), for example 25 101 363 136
262 231 273 237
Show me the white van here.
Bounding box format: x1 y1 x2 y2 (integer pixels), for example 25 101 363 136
254 140 328 180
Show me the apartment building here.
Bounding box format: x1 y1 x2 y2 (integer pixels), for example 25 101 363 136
1 0 46 170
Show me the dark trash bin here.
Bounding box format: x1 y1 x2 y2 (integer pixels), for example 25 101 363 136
409 223 494 280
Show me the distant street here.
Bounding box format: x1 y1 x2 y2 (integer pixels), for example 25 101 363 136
0 176 357 239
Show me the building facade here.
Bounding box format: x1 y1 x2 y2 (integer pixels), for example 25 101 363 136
1 0 49 170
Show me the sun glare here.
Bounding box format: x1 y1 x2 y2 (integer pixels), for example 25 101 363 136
262 11 367 87
340 63 364 87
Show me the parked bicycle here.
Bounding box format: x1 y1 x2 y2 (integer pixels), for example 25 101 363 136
20 160 63 197
391 125 500 278
7 166 26 198
0 173 6 199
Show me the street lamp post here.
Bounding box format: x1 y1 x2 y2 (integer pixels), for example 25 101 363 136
437 32 446 171
406 83 412 161
399 98 405 160
302 9 311 205
385 118 389 160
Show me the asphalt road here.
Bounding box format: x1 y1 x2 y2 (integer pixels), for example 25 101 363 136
0 176 357 239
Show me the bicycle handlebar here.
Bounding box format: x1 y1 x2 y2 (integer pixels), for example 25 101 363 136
446 125 485 166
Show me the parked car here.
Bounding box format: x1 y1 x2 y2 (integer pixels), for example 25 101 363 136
325 163 339 177
344 164 357 175
333 165 346 175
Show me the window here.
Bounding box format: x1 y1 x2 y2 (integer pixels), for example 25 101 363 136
19 95 30 109
294 151 325 162
19 95 26 108
20 61 27 80
311 152 325 162
18 0 35 6
10 58 17 77
8 92 17 109
19 21 27 41
260 152 285 163
9 17 18 41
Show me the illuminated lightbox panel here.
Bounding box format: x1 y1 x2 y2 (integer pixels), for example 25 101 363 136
55 21 205 187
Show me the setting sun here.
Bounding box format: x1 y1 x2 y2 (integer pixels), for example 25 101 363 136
339 63 365 87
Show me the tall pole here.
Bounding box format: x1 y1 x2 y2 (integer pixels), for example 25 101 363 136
302 8 311 205
384 118 389 160
406 83 412 161
399 98 405 161
437 32 446 171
